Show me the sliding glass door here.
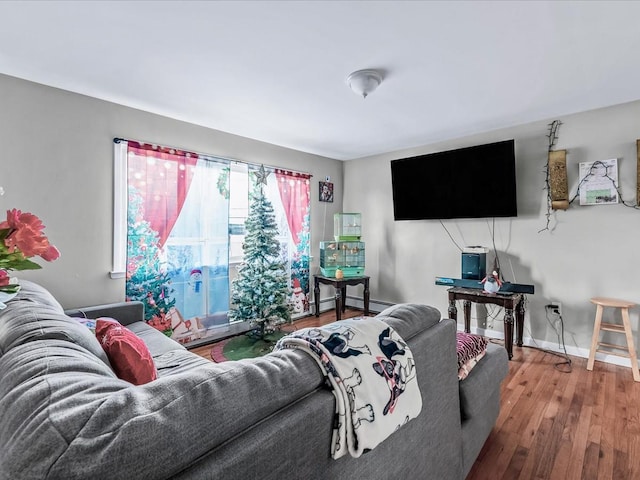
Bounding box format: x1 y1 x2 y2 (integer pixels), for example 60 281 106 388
118 139 310 346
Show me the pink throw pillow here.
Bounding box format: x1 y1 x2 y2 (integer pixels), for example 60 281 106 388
95 317 157 385
456 331 488 370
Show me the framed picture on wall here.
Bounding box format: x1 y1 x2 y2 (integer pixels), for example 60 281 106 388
319 181 334 202
578 158 619 205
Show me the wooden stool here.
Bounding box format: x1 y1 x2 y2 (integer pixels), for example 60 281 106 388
587 297 639 382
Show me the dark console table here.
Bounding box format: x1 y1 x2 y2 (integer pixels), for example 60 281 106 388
314 275 370 321
447 287 525 360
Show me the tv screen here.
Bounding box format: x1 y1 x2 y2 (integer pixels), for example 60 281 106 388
390 139 517 220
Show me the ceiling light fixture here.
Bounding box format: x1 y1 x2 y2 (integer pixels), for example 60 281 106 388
346 69 383 98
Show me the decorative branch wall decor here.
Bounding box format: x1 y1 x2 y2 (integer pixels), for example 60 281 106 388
540 125 639 234
539 120 563 233
549 150 569 210
547 120 561 150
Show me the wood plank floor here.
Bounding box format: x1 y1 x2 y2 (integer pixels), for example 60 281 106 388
467 344 640 480
189 310 640 480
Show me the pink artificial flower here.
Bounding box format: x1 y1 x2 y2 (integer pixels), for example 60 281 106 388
41 244 61 262
1 209 58 260
0 208 22 231
0 270 9 287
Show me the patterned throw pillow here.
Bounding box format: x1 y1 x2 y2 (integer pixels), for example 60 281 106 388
95 317 157 385
456 331 488 380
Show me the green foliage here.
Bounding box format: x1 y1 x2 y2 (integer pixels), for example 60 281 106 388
125 186 176 330
290 207 310 295
216 166 230 199
228 180 292 338
0 255 41 271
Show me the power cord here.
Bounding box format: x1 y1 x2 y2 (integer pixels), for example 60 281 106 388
487 217 506 282
484 304 502 330
441 219 572 371
486 300 572 373
439 220 463 252
315 199 329 277
488 335 572 373
445 221 572 374
543 309 572 372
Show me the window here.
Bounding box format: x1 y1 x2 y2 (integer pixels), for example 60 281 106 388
113 139 310 345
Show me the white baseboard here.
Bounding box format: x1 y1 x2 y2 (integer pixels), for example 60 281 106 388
316 297 638 369
466 325 637 369
314 296 393 316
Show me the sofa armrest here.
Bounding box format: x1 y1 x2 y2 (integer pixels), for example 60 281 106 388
64 301 144 326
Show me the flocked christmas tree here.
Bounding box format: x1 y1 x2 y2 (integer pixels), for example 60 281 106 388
126 186 176 336
228 165 291 339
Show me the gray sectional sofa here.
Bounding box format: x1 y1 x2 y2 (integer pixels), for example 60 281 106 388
0 280 508 479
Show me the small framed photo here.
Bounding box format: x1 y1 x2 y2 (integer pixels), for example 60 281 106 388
319 181 334 202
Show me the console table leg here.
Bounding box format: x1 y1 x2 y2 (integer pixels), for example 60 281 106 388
463 300 472 333
335 288 343 321
363 280 370 316
341 287 347 312
516 299 525 347
314 279 320 317
448 298 457 321
504 308 514 360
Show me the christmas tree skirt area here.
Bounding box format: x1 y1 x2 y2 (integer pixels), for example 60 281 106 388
211 331 288 362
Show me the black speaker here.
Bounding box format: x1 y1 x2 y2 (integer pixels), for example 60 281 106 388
461 252 486 280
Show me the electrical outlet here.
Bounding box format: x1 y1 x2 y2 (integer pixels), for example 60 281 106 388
545 302 562 316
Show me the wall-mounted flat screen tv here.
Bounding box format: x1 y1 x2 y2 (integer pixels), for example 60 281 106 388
390 139 517 220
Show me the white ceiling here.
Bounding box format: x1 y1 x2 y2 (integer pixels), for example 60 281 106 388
1 1 640 160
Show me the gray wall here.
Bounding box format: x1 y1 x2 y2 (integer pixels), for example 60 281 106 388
3 71 639 363
344 100 640 362
0 73 344 308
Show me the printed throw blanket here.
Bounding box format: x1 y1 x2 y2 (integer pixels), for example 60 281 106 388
275 318 422 459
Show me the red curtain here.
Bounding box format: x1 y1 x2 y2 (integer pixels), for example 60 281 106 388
127 142 197 248
275 169 311 245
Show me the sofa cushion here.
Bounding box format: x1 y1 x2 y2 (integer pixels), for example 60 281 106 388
154 348 214 377
0 282 111 366
0 339 326 479
458 343 508 420
11 279 64 313
95 318 157 385
0 339 129 479
126 320 186 356
375 303 442 341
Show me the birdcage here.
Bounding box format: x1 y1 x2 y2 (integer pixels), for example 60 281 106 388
333 213 362 241
319 241 365 277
